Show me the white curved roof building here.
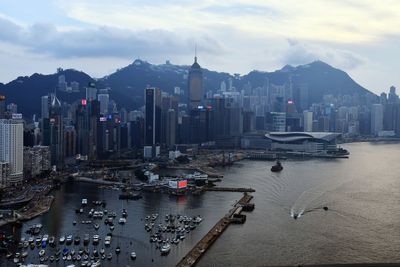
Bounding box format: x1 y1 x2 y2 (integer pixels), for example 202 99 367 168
265 132 342 154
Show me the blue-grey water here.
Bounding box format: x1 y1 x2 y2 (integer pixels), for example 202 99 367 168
2 142 400 266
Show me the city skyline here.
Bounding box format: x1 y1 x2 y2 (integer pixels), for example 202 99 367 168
1 1 400 94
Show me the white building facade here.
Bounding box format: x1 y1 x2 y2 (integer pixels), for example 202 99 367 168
0 119 24 185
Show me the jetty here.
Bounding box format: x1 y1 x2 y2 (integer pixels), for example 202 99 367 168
176 193 254 267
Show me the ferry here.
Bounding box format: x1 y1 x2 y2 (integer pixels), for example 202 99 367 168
184 172 208 181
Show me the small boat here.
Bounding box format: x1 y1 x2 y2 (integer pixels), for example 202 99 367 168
160 243 171 255
130 251 136 259
74 236 80 245
83 234 90 245
66 235 73 245
55 249 61 256
93 234 100 244
39 249 46 257
115 246 121 254
271 161 283 172
21 251 28 258
110 225 115 231
59 235 65 244
122 209 128 217
104 236 111 246
73 220 77 225
107 253 112 260
94 223 100 230
50 255 55 261
118 217 126 224
82 198 88 206
49 236 55 246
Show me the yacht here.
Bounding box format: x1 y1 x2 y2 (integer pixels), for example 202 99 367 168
130 251 136 259
39 249 46 257
49 236 55 246
66 235 73 245
83 234 90 245
160 243 171 255
93 234 100 244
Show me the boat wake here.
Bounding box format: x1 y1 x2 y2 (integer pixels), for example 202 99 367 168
290 176 349 219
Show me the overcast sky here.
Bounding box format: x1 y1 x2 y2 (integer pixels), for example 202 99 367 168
0 0 399 94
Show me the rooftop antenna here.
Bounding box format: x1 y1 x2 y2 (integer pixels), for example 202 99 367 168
194 43 197 63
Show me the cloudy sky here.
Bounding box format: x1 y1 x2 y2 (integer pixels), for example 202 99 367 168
0 0 399 94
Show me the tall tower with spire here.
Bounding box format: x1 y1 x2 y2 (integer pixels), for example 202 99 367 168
188 46 203 110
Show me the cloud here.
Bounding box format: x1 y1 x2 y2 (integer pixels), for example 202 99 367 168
283 40 367 70
0 16 224 59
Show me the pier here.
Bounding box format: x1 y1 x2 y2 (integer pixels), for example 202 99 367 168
176 193 254 267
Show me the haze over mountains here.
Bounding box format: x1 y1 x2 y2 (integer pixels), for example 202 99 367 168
0 59 374 118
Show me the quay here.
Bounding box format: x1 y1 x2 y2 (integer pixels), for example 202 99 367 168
166 166 223 178
203 187 255 193
176 193 254 267
73 176 124 186
0 196 54 227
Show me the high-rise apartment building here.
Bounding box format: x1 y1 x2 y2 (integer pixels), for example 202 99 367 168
371 103 383 135
0 118 24 185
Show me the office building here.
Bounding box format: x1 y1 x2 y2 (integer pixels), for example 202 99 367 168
145 87 162 145
98 93 109 115
188 54 203 110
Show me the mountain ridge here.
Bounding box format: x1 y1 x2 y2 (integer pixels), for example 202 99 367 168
0 60 375 117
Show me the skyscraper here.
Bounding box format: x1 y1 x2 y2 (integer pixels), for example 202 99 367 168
41 95 50 119
0 118 24 185
49 95 64 167
188 52 203 110
371 103 383 135
145 87 161 145
166 109 176 147
0 95 5 119
86 82 97 101
98 93 109 115
303 110 313 132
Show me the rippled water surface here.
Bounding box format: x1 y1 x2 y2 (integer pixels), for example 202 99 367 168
2 142 400 266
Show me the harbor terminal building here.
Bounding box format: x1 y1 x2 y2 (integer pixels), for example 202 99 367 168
265 132 344 154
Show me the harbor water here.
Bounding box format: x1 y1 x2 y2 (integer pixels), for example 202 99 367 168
2 142 400 266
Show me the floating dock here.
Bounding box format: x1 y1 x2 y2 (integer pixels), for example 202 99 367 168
176 193 254 267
